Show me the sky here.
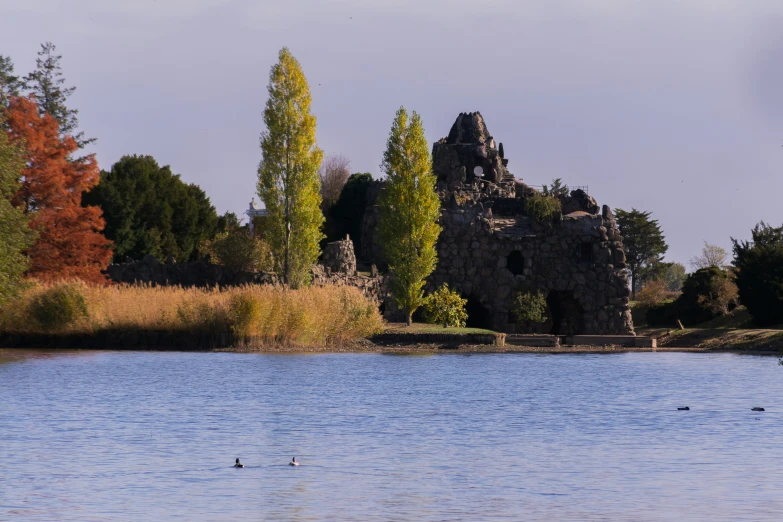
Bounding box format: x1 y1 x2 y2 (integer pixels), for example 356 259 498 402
2 0 782 267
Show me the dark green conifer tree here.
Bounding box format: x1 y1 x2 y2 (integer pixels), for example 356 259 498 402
614 208 668 298
23 42 93 147
0 55 22 107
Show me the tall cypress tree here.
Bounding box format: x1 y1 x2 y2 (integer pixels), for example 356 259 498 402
257 48 324 288
23 42 93 147
377 107 441 325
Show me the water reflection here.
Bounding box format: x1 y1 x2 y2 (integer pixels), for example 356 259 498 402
0 348 102 366
1 351 782 521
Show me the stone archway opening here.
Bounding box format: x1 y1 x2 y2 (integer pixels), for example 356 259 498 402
546 291 584 335
465 295 492 329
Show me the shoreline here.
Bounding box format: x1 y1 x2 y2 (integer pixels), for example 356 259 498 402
3 326 781 355
1 340 780 356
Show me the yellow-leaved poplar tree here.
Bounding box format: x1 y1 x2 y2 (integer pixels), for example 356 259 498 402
257 48 324 288
377 107 441 325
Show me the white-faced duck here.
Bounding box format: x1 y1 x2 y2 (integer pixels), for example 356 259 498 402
752 407 765 412
234 458 244 468
678 407 690 411
289 457 300 467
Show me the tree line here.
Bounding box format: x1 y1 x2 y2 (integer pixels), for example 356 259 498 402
2 43 781 330
0 43 240 300
614 208 783 328
0 44 443 326
1 43 111 293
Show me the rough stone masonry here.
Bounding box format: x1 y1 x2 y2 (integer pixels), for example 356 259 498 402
361 112 634 335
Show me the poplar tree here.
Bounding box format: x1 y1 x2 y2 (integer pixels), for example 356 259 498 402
257 48 324 288
377 107 441 325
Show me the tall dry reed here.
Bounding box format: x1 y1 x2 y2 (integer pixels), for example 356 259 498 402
0 281 384 347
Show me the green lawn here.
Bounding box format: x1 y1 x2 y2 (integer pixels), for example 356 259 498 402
384 322 498 335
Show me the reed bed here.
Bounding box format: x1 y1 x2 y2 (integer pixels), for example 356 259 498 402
0 281 384 347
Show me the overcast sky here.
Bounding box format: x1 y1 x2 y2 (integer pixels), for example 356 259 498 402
2 0 782 266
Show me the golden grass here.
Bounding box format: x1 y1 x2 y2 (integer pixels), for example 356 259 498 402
0 281 384 347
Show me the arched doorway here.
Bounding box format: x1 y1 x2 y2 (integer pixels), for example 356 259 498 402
465 295 492 329
546 291 584 335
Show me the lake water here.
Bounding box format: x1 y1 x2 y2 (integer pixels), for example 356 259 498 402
1 350 782 521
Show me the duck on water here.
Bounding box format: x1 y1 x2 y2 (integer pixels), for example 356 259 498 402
289 457 300 467
234 458 244 468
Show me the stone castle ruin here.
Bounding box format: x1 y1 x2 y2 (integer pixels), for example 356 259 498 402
361 112 634 335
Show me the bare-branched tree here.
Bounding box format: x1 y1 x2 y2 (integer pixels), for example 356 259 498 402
689 241 728 271
319 154 351 209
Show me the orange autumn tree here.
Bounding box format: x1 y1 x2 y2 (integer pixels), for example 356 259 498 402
5 96 112 282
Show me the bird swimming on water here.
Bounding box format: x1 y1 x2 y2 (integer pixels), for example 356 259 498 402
234 458 244 468
752 407 765 412
678 406 690 411
289 457 300 466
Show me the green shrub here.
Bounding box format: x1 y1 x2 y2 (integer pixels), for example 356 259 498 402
422 284 468 328
201 227 273 273
645 300 678 327
635 279 669 306
646 267 736 327
512 291 548 324
28 283 89 332
524 193 561 225
679 267 735 324
542 178 569 197
697 277 739 316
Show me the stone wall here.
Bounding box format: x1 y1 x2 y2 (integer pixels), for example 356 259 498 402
106 255 280 287
106 250 388 308
311 265 388 305
430 204 632 335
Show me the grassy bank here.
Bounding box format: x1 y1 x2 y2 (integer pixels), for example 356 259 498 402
384 323 498 335
654 328 783 352
639 307 783 353
0 282 384 349
371 322 506 347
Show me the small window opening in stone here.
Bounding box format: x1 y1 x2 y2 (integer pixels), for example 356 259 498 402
507 251 525 275
579 242 593 263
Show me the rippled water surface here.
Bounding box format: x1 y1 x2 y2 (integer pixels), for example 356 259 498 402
1 350 782 521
